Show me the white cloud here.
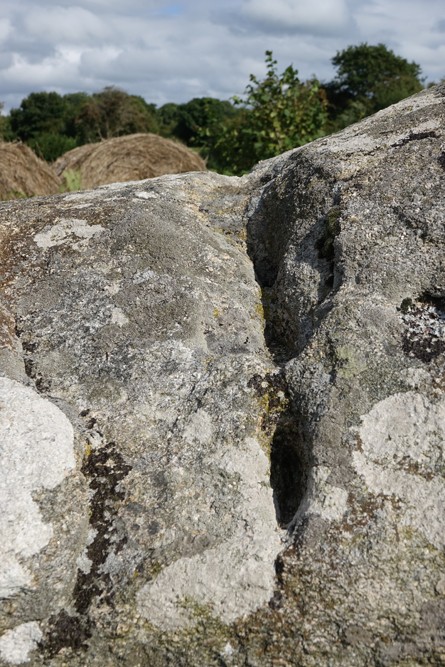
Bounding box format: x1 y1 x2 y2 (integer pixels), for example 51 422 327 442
354 0 445 81
240 0 353 35
1 52 87 94
80 46 124 77
23 6 111 44
47 0 180 11
0 0 443 113
0 18 12 43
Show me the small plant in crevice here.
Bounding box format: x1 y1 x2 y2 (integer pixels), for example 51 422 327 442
248 371 307 528
248 370 289 443
315 205 342 262
315 204 343 302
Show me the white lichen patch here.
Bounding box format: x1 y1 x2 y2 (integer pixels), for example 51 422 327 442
103 281 121 296
305 466 349 522
110 306 129 327
353 392 445 549
136 437 282 629
0 622 42 665
135 190 158 199
76 551 93 575
0 378 75 597
182 408 213 445
34 218 104 249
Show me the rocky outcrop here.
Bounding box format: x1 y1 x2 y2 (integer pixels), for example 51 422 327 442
0 84 444 666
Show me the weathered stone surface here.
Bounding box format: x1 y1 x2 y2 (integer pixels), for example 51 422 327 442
0 172 283 664
0 84 444 666
242 83 445 667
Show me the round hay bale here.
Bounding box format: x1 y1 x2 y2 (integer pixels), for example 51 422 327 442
52 143 97 178
0 142 62 200
55 133 206 190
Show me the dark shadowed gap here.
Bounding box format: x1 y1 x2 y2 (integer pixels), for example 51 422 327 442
245 199 311 531
269 415 306 527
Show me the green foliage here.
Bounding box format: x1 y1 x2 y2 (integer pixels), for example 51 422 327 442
174 98 237 144
156 98 241 171
173 97 241 171
215 51 328 174
0 102 13 141
210 108 253 175
62 92 90 137
75 87 160 142
8 91 84 160
157 102 181 136
326 43 424 128
332 43 423 100
8 87 161 160
9 91 67 141
29 132 77 162
2 43 427 171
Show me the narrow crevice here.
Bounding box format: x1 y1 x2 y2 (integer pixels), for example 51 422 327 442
74 427 131 614
269 416 306 527
246 208 309 533
247 176 342 365
247 370 308 529
14 318 52 393
391 130 438 148
246 176 341 533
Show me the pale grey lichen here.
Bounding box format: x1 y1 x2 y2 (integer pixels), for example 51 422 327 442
0 378 75 598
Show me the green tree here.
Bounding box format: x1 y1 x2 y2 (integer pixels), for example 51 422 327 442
63 92 90 138
29 133 77 162
75 87 160 142
8 91 92 160
9 91 80 160
0 102 12 140
172 97 241 171
216 51 328 174
10 92 67 141
157 103 181 137
326 43 424 128
173 98 236 144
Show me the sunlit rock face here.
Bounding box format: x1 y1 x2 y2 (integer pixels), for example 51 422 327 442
0 84 444 666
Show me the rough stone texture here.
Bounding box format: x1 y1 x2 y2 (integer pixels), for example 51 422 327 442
0 84 444 666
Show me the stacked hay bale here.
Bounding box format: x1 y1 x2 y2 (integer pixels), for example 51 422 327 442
54 133 206 190
0 142 62 200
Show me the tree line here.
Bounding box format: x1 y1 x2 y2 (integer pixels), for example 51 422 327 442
0 44 425 175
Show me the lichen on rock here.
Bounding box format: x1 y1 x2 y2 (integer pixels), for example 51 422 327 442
1 85 445 665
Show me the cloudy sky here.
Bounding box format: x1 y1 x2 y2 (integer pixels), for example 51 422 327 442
0 0 444 113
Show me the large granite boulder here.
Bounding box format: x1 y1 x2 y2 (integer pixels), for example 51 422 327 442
0 84 444 666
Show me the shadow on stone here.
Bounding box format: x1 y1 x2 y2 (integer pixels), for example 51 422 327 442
269 415 306 528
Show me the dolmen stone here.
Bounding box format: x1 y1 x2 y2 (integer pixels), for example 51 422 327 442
0 84 444 666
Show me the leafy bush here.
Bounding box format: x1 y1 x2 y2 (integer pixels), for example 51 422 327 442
214 51 328 174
